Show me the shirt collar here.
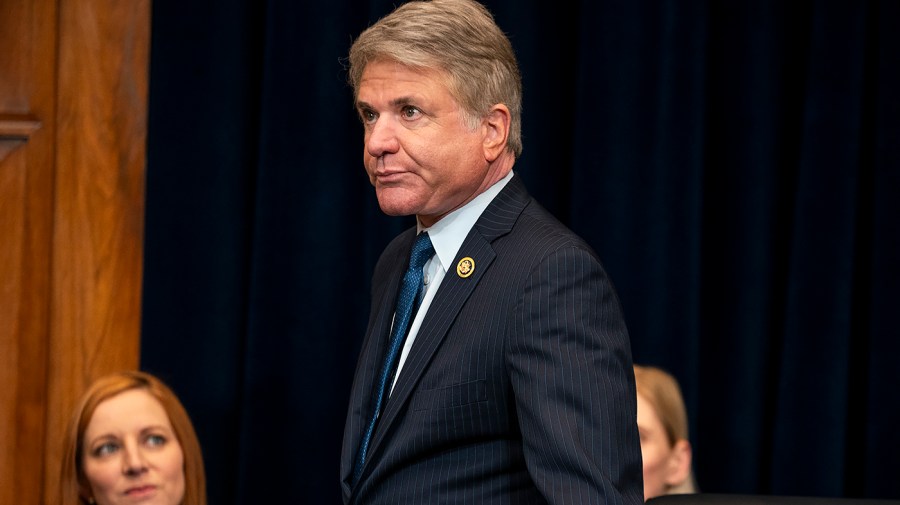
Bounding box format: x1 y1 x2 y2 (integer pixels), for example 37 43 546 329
417 170 514 272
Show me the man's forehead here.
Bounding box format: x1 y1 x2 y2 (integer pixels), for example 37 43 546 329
360 59 446 83
357 61 454 103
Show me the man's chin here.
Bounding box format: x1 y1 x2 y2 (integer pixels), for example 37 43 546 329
376 201 416 217
376 191 421 218
379 207 412 217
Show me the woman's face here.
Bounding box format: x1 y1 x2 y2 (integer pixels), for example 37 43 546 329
637 392 680 500
81 389 186 505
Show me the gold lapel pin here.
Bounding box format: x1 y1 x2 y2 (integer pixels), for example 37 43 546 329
456 257 475 278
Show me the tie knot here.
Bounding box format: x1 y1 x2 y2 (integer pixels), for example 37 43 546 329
409 232 435 271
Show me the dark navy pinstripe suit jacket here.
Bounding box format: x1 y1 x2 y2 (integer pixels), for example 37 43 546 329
341 175 643 504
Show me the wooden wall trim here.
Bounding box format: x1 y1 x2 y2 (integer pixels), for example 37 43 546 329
0 114 43 139
0 114 42 162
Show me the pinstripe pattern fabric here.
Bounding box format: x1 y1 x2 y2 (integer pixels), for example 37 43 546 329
353 232 434 483
341 175 643 504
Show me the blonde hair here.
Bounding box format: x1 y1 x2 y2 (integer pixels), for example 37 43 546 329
634 364 697 494
348 0 523 157
59 371 207 505
633 365 689 447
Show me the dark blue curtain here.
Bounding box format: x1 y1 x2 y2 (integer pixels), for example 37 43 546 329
141 1 900 503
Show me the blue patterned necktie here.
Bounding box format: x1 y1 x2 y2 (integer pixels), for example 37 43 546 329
352 232 435 484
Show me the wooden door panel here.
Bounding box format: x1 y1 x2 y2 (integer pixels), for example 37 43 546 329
0 0 149 502
0 131 46 505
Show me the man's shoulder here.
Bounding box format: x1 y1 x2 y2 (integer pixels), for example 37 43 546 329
515 199 589 247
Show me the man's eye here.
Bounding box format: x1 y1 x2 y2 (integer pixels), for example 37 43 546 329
360 110 377 124
401 106 421 119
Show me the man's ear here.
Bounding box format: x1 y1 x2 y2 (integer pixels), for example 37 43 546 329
481 104 511 162
664 439 693 488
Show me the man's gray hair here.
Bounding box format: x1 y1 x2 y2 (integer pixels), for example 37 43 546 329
348 0 523 157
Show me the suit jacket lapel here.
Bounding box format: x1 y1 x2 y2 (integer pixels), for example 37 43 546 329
342 230 415 492
366 175 531 460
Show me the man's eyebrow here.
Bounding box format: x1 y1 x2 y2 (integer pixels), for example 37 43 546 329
389 96 417 107
355 97 418 110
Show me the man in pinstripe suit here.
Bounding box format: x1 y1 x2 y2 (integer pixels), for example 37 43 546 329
340 1 643 503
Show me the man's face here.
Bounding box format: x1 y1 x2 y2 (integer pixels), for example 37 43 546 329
356 59 494 227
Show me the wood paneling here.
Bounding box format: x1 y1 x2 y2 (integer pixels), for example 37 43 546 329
1 0 57 501
0 0 149 503
0 130 50 505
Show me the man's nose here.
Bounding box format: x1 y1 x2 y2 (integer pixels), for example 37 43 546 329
366 117 400 158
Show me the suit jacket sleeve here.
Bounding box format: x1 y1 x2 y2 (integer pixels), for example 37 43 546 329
507 244 644 504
